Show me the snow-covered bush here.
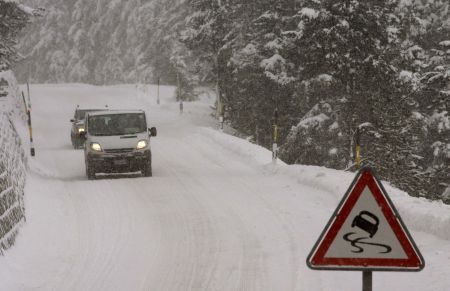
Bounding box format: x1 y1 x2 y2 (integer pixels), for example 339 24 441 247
280 102 347 169
0 70 27 122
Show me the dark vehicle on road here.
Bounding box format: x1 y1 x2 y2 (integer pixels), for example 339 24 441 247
82 110 157 179
70 107 104 148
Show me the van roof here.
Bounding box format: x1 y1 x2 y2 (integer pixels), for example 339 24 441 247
76 108 105 112
87 110 145 117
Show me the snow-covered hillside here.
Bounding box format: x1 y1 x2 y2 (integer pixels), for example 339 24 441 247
0 84 449 290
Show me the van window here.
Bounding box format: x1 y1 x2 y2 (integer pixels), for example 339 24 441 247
75 109 102 120
88 113 147 136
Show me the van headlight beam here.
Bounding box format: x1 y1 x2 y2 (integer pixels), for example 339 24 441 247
136 140 148 149
90 142 102 152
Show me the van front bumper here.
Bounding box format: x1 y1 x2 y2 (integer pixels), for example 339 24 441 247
87 150 151 173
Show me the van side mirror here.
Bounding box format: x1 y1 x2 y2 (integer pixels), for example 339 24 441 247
70 119 75 122
149 127 157 137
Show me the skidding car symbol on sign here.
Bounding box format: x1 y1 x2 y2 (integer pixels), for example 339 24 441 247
352 211 379 238
343 210 392 254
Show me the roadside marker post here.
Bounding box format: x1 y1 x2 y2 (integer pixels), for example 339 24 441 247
218 102 224 130
27 82 31 109
307 167 424 290
157 77 160 105
22 90 35 157
219 114 224 130
21 91 27 112
272 108 279 163
355 128 361 168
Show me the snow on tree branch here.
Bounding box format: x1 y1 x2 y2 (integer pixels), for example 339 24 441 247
3 1 45 17
17 4 45 17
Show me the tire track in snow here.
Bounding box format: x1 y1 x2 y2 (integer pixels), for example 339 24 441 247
142 154 221 291
149 129 275 291
62 182 131 290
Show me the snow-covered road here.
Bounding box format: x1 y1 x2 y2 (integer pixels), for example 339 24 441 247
0 84 449 291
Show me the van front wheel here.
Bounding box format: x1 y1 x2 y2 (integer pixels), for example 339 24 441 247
86 160 96 180
142 160 152 177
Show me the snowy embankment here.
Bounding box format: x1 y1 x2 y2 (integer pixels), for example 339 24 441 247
200 126 450 241
0 71 27 253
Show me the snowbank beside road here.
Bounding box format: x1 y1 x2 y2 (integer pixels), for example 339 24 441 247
198 126 450 241
198 127 284 166
279 165 450 241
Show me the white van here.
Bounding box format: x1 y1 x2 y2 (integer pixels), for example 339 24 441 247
82 110 157 179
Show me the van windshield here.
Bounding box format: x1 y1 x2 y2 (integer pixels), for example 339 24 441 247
75 109 102 120
88 113 147 136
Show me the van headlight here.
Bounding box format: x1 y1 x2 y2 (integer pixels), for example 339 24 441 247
136 140 148 149
90 142 102 152
78 127 85 133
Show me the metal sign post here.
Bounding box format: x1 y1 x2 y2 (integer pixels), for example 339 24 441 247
363 271 372 291
356 128 371 291
355 128 370 290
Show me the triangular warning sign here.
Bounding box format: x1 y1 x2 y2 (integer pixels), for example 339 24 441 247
307 167 424 271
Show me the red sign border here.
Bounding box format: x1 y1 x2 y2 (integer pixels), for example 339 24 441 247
307 167 425 271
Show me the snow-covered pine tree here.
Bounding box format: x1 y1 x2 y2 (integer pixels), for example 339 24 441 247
282 0 401 162
183 0 244 113
0 0 29 70
171 44 198 102
224 1 299 147
280 0 435 197
414 41 450 199
395 0 449 199
16 0 189 84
